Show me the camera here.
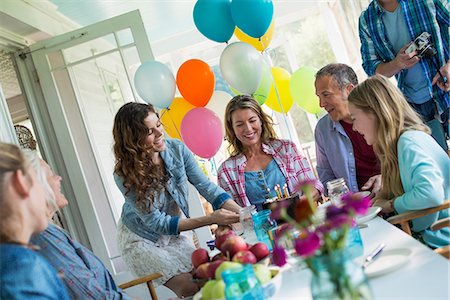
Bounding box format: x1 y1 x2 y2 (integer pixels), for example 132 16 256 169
405 32 437 58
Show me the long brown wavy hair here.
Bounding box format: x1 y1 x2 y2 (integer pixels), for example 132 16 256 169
113 102 167 212
347 75 430 200
224 95 277 156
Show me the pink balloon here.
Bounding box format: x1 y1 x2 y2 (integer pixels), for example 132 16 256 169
180 108 224 159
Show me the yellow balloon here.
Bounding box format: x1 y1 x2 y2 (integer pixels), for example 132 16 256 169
161 97 195 139
235 20 274 51
264 67 294 113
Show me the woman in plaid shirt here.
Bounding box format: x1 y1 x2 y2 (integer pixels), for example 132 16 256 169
217 95 323 210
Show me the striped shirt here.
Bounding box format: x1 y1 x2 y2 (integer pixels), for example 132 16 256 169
359 0 449 110
217 139 323 207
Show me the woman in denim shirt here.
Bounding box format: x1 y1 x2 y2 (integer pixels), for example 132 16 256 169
0 143 69 300
113 102 240 298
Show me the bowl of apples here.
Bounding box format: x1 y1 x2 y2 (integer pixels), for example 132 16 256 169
191 229 282 299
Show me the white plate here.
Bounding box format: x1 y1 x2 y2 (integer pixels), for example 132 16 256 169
364 248 412 278
357 206 381 224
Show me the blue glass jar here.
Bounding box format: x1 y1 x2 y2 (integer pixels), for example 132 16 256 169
222 264 265 300
310 249 373 300
346 225 364 259
252 209 277 251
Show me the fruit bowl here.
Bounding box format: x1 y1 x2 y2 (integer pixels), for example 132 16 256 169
193 267 282 300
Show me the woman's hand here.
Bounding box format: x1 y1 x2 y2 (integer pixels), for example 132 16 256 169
210 209 240 225
299 188 321 203
373 198 394 214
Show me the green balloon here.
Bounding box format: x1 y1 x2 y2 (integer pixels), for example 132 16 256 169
290 66 322 114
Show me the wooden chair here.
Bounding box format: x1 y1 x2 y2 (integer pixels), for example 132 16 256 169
119 273 163 300
387 200 450 258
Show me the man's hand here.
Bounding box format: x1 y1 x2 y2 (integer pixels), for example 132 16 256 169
394 43 420 71
361 175 382 198
299 188 321 203
432 61 450 92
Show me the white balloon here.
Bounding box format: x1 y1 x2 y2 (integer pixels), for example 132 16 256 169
220 42 263 95
134 61 176 109
206 91 233 129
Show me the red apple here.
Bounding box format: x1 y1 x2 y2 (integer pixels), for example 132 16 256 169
191 248 210 268
195 262 210 279
212 253 228 262
249 242 270 262
221 236 247 258
206 260 224 279
215 231 236 250
232 250 257 264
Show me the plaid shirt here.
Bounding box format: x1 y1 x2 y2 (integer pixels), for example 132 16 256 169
359 0 449 110
217 139 323 207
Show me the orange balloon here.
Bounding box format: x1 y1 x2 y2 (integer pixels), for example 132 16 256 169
176 59 215 107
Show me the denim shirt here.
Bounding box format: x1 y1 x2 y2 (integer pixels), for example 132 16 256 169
117 138 230 242
30 224 130 300
0 244 70 300
315 114 359 194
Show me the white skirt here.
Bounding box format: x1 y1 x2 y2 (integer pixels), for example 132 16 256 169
117 220 196 287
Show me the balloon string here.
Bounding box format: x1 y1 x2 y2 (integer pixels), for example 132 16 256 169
209 156 219 176
166 109 182 138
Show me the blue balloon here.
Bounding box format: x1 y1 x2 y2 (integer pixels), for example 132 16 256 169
134 61 176 109
193 0 235 43
231 0 273 38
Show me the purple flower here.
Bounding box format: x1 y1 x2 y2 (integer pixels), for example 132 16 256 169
269 200 290 220
325 204 348 219
272 244 287 267
293 179 318 194
341 193 371 216
294 231 321 257
328 214 352 229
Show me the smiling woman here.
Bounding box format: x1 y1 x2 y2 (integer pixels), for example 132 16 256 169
217 95 323 211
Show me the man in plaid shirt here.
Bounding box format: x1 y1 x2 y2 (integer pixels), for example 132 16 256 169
359 0 449 151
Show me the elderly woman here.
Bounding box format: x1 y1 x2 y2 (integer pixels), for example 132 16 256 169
112 102 240 298
348 75 449 248
218 95 323 211
28 154 131 299
0 143 69 299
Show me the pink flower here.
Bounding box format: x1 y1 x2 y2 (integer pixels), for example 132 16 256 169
341 193 371 216
272 244 287 267
293 179 318 194
269 200 290 220
294 231 321 257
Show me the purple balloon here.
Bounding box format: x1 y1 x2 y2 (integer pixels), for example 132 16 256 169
180 108 224 159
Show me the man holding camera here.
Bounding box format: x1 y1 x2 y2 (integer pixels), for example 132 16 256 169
359 0 449 151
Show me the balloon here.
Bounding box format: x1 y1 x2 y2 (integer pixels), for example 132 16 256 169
235 20 275 51
134 61 176 109
176 59 215 107
161 97 195 139
231 0 274 38
290 66 322 114
193 0 235 43
252 62 272 105
181 108 224 159
264 67 294 113
206 91 233 128
220 42 263 95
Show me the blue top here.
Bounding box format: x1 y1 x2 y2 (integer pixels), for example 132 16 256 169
393 130 450 248
315 114 361 194
359 0 449 112
116 138 230 242
244 159 287 211
382 5 429 103
30 224 130 300
0 243 69 300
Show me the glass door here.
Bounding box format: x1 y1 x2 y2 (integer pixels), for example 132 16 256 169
18 10 153 275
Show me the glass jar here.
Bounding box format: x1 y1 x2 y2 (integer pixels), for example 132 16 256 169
310 249 373 300
222 264 265 300
238 205 257 244
252 209 277 251
346 225 364 259
326 178 350 206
